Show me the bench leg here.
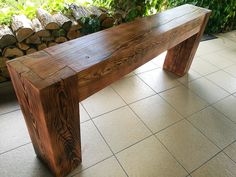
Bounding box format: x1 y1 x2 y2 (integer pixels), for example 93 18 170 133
163 14 210 76
8 67 81 177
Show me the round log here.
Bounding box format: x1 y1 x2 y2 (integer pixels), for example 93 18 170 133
11 15 34 42
26 48 37 55
32 18 51 37
0 26 17 49
3 46 24 58
48 42 57 47
37 43 47 51
102 17 115 28
55 37 67 43
26 34 41 45
67 29 81 40
53 13 72 31
17 42 30 51
37 8 60 30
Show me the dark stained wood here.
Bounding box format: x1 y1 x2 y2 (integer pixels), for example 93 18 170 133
7 4 211 177
163 13 211 76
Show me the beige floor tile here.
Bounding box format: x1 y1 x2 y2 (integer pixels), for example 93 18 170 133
177 69 202 85
111 76 155 104
157 120 220 173
75 157 126 177
191 153 236 177
224 65 236 77
130 95 183 133
0 144 53 177
138 68 180 93
0 110 30 154
188 107 236 149
196 40 226 56
80 104 90 123
160 86 208 117
213 95 236 123
202 37 236 49
116 136 188 177
123 72 135 78
0 84 19 115
191 59 219 76
71 121 112 174
82 87 125 118
200 53 234 69
134 61 158 74
217 31 236 43
206 71 236 94
217 48 236 63
94 106 151 153
187 78 229 104
151 51 167 67
224 142 236 163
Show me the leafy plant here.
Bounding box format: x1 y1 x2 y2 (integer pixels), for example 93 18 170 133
167 0 236 33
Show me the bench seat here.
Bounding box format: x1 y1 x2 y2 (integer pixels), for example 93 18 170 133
7 4 211 177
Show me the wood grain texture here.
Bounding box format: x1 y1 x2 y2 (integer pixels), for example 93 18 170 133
7 4 211 177
163 12 211 76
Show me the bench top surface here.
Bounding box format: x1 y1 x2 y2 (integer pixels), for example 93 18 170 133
7 4 210 89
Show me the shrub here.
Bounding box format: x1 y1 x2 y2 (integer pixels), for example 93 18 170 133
167 0 236 33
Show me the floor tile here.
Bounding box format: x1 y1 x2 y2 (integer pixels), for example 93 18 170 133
191 153 236 177
213 95 236 123
177 69 202 85
0 110 30 154
217 31 236 43
196 40 226 56
111 76 155 104
130 95 183 133
206 71 236 94
217 48 236 63
160 86 208 117
191 59 219 76
188 107 236 149
80 104 90 123
75 156 126 177
224 142 236 162
224 65 236 77
82 87 126 118
187 78 229 104
123 72 135 78
94 106 151 153
116 136 188 177
157 120 220 173
200 52 234 69
138 68 180 93
0 84 19 115
71 121 112 174
0 144 53 177
134 61 158 74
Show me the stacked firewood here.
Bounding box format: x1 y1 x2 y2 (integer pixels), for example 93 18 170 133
0 4 121 83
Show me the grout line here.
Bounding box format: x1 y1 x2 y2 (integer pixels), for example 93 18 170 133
0 108 21 117
0 142 31 156
80 103 130 177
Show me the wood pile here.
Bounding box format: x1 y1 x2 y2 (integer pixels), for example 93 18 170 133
0 4 121 83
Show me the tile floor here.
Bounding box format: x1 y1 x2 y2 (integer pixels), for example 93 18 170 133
0 31 236 177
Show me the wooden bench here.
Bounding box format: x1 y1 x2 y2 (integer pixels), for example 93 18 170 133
7 4 211 177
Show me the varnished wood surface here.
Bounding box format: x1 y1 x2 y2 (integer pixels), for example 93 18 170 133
7 4 211 177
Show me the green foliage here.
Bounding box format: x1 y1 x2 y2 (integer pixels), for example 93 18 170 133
0 0 77 25
80 16 101 35
167 0 236 33
93 0 167 22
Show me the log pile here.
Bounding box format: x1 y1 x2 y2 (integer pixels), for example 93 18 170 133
0 4 121 83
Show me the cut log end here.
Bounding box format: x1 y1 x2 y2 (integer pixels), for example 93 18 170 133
3 47 24 58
